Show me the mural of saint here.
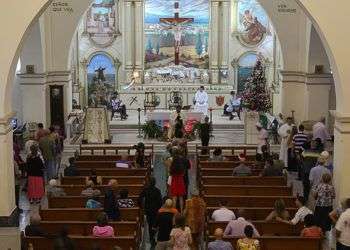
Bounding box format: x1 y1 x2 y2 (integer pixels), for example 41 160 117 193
87 54 116 106
86 0 116 47
238 0 270 46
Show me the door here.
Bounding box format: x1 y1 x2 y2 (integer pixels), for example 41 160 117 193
50 85 64 129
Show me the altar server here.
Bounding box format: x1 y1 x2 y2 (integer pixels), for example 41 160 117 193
110 92 127 120
194 86 209 116
278 117 293 167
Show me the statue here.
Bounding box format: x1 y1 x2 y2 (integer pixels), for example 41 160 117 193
94 67 106 82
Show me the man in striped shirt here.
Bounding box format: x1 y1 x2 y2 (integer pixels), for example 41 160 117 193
293 124 309 153
293 124 309 180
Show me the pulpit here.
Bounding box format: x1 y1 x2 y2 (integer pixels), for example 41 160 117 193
144 92 160 114
168 91 183 110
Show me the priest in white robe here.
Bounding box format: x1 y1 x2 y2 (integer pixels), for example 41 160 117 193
278 117 293 167
194 86 209 116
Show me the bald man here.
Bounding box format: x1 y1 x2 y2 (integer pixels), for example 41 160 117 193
208 228 233 250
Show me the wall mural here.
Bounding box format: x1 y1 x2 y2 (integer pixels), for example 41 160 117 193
144 0 209 84
237 0 270 46
238 53 259 93
87 54 116 106
86 0 116 47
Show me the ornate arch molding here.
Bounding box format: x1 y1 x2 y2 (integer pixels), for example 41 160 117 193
231 50 271 91
81 51 122 101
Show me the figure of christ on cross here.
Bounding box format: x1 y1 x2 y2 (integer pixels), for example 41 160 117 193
159 0 194 65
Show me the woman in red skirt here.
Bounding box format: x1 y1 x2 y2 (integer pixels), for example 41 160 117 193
26 144 45 204
170 148 186 212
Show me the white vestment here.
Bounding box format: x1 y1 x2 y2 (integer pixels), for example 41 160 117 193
278 123 292 167
194 90 209 116
226 97 241 113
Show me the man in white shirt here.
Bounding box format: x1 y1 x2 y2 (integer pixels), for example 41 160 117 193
335 199 350 249
277 196 312 225
212 201 236 222
278 117 293 167
226 91 242 120
256 122 269 160
312 117 331 145
194 86 209 116
309 154 331 188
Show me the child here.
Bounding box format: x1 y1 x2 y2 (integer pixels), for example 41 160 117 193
300 214 323 238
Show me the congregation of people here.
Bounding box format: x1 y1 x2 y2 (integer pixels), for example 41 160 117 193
15 112 350 250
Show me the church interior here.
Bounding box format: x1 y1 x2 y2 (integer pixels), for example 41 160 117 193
0 0 350 249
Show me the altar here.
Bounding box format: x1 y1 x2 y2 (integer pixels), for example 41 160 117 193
146 110 204 122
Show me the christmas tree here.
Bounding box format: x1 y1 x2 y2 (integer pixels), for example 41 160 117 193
241 59 272 112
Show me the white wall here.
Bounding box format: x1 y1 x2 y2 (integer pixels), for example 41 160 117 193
308 25 331 73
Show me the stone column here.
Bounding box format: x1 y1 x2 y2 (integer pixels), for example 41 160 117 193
0 114 20 250
231 58 239 91
219 0 230 84
231 0 239 33
124 0 134 70
80 59 88 107
210 0 220 84
333 113 350 202
114 58 122 91
134 0 144 71
115 0 121 35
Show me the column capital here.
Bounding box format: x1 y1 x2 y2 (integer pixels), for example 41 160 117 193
0 112 15 135
331 111 350 134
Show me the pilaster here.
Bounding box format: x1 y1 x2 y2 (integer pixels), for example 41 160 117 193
210 0 220 84
332 112 350 203
280 71 334 123
124 0 134 70
134 0 144 71
0 115 20 249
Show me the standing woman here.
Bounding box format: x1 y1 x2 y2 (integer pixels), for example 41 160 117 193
313 173 335 232
170 148 186 212
26 145 45 204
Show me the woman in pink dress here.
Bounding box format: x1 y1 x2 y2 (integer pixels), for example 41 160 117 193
26 145 45 204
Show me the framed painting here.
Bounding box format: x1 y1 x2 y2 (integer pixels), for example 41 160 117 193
86 0 117 47
237 0 270 47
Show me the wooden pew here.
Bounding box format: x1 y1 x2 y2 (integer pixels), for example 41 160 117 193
200 168 263 176
40 221 138 236
202 185 292 196
59 184 144 196
80 144 154 156
77 154 151 162
201 176 286 186
76 168 148 176
24 236 137 250
75 161 151 169
204 195 296 207
207 221 304 236
206 207 298 221
196 145 258 156
48 196 138 208
40 208 140 221
199 161 259 168
61 176 145 185
207 236 322 250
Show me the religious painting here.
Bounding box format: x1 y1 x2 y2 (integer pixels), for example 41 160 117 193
144 0 209 84
237 53 258 93
86 0 116 47
237 0 270 46
87 54 116 106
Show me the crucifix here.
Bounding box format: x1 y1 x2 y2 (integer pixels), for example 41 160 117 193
159 0 194 65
